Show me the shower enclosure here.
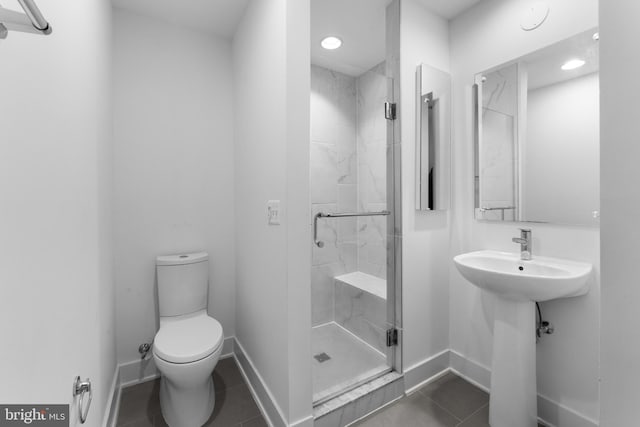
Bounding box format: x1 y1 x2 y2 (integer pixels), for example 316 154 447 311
309 61 399 405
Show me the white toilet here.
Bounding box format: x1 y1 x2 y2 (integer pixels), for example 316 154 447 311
152 252 224 427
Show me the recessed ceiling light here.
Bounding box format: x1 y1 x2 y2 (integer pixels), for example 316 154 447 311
592 32 600 41
321 36 342 50
561 59 586 71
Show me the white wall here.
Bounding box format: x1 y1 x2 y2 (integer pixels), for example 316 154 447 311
399 0 452 374
285 1 313 421
449 0 600 423
233 0 312 424
0 0 115 425
599 1 640 425
95 1 117 424
523 73 600 224
113 9 236 365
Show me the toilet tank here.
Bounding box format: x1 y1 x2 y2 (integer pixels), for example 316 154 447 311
156 252 209 317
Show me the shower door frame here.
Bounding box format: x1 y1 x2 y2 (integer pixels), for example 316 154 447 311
385 64 402 378
309 70 402 408
309 1 403 407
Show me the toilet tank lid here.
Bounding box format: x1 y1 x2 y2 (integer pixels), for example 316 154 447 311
156 252 208 266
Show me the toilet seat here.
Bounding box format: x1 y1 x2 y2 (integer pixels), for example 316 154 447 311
154 311 223 364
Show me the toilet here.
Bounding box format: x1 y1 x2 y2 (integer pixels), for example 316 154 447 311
152 252 224 427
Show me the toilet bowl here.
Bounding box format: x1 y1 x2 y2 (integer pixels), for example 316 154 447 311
153 252 224 427
153 310 223 427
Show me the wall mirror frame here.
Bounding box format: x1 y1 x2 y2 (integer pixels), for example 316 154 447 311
416 63 451 211
473 28 600 226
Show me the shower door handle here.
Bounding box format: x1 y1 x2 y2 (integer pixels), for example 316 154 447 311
313 211 390 248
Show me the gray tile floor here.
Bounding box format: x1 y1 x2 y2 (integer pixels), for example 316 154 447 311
116 357 267 427
119 362 543 427
352 372 544 427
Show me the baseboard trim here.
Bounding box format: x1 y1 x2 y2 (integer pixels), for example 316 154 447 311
117 336 235 388
289 415 314 427
119 357 159 389
102 365 121 427
449 350 598 427
449 350 491 393
234 338 288 427
221 336 235 357
403 349 450 392
537 393 598 427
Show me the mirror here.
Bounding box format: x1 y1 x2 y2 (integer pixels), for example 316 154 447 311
416 63 451 211
474 28 599 226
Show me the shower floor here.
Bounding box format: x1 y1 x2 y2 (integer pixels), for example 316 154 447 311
312 322 389 404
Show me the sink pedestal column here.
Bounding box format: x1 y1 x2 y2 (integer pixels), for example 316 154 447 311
489 296 537 427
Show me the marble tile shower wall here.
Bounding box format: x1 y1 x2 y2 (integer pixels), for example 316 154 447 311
311 65 359 326
310 64 388 327
356 65 388 280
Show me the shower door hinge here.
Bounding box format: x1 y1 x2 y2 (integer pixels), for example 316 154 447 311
386 328 398 347
384 102 397 120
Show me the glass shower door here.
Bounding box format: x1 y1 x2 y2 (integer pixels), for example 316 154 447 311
309 63 397 405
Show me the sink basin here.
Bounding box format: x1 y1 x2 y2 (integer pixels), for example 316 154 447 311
453 250 592 302
452 250 593 427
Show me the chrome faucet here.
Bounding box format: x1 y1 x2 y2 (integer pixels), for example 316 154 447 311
512 228 532 260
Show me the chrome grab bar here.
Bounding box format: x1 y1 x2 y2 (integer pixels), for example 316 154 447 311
313 211 390 248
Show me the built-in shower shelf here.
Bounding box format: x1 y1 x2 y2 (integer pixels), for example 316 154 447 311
334 271 387 300
334 271 388 355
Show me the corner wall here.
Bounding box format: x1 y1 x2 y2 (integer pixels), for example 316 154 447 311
96 0 117 423
398 0 452 383
232 0 312 425
449 0 600 424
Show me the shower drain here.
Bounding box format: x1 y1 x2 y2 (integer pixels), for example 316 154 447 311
314 352 331 363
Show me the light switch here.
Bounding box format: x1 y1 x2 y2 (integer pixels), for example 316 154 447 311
267 200 281 225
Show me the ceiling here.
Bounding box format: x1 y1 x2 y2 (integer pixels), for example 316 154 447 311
311 0 389 76
415 0 482 19
111 0 249 39
111 0 482 69
311 0 483 76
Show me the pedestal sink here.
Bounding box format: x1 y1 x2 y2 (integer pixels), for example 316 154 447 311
453 250 592 427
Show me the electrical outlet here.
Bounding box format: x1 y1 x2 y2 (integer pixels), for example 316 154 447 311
267 200 281 225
